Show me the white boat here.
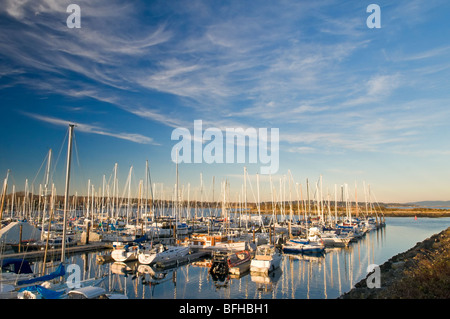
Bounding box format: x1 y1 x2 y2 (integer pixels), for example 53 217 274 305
250 244 282 275
67 286 128 299
0 259 36 286
111 242 139 262
320 231 352 247
302 227 325 253
282 238 308 253
301 241 325 254
138 244 190 265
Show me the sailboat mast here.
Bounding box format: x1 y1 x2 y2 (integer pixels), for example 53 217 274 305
0 170 10 228
61 124 74 263
244 167 248 229
175 151 179 240
41 149 52 238
127 166 133 226
334 184 338 226
145 160 148 223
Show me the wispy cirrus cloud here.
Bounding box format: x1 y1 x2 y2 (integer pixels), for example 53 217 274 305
2 0 450 159
22 112 159 145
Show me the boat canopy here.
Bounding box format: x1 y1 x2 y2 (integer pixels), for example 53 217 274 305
1 258 33 274
0 220 41 244
133 234 148 243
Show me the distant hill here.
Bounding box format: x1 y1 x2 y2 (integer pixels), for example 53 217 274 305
406 201 450 207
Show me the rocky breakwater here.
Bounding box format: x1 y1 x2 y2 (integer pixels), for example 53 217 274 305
340 227 450 299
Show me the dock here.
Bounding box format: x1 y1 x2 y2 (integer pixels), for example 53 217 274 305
2 242 112 262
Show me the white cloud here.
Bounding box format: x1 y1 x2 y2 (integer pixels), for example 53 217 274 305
22 112 159 145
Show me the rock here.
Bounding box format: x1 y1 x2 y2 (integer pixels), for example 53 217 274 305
391 261 405 269
339 226 450 299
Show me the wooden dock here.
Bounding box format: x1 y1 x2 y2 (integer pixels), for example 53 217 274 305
2 242 112 262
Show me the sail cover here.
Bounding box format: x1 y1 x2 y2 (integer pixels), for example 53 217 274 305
1 258 33 274
19 285 65 299
17 263 65 286
0 220 41 244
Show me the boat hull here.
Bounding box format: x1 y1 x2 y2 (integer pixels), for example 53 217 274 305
250 255 281 274
138 246 190 265
111 250 137 262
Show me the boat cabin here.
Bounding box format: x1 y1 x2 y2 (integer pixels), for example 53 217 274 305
188 233 228 247
254 245 276 260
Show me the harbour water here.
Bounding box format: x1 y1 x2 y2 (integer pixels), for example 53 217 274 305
27 217 450 299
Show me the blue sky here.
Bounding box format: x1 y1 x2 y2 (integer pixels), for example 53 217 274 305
0 0 450 203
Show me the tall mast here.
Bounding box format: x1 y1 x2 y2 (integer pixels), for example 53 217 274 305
112 163 118 219
101 174 105 220
244 167 248 229
306 178 310 220
127 166 133 226
145 160 148 223
41 149 52 235
11 184 15 220
87 179 91 219
61 124 74 263
334 184 338 226
0 169 10 227
175 151 178 240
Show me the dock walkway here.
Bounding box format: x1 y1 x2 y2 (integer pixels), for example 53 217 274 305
1 243 112 262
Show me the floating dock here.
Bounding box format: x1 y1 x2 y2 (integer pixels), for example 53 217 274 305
2 242 112 262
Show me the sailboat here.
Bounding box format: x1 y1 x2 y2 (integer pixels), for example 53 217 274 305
137 243 190 265
301 227 325 254
111 241 139 262
282 238 309 253
250 244 282 275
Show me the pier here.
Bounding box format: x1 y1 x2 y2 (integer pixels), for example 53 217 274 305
3 242 111 262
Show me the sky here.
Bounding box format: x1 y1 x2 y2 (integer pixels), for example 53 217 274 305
0 0 449 204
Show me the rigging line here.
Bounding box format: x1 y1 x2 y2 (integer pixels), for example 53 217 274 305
50 128 69 182
30 151 49 189
147 162 155 210
72 131 88 191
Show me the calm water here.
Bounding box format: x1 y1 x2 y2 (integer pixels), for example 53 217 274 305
34 217 450 299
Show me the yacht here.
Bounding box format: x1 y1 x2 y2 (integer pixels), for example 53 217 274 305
250 244 282 275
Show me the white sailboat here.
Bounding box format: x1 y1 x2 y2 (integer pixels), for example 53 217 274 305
138 243 190 265
250 244 282 275
111 241 139 262
302 227 325 253
320 230 352 247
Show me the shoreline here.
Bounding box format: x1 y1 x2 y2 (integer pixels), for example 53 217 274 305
339 226 450 299
382 209 450 218
247 208 450 218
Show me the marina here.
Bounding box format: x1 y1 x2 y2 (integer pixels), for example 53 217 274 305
1 0 449 308
0 124 393 299
0 127 448 300
0 127 447 299
2 215 449 299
